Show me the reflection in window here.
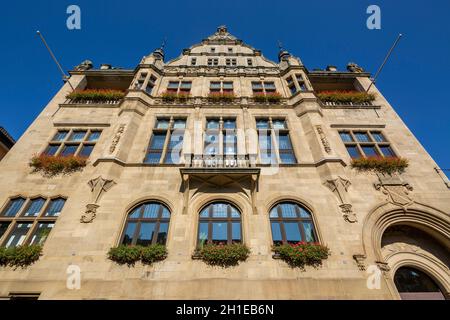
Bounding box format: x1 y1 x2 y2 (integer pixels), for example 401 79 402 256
269 202 317 245
198 202 241 246
121 202 170 246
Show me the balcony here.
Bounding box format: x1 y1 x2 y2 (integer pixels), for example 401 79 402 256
186 154 253 168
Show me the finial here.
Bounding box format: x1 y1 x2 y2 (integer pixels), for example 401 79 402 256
277 40 284 51
217 25 228 33
160 37 167 50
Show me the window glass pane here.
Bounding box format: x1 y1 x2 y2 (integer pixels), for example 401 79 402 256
299 207 311 218
362 146 379 157
339 132 353 142
354 132 370 142
230 206 240 218
252 82 263 90
167 81 179 89
380 146 396 157
264 82 276 90
289 85 297 95
29 222 54 245
258 133 271 149
280 152 296 164
45 198 65 217
0 222 10 239
173 119 186 129
256 120 269 129
136 223 155 246
224 134 237 155
206 120 220 129
60 145 78 156
211 203 228 218
223 119 236 129
271 222 282 244
210 82 221 89
142 204 159 218
280 203 297 218
161 207 170 218
53 131 68 141
180 82 191 89
199 208 209 218
198 222 208 246
284 222 301 243
69 131 87 141
212 222 227 243
346 146 361 159
44 144 59 156
278 134 292 149
79 145 94 157
157 223 168 244
156 120 170 129
272 120 286 130
371 132 386 142
223 82 233 90
23 198 45 217
87 131 101 142
129 207 141 218
144 152 162 164
232 222 241 242
269 208 279 218
302 222 316 242
168 132 184 149
2 198 25 217
122 222 136 245
149 133 166 149
260 150 274 164
5 223 32 247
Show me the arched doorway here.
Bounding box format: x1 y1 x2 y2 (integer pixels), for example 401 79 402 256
394 266 446 300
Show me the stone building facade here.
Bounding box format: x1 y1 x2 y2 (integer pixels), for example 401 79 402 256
0 26 448 300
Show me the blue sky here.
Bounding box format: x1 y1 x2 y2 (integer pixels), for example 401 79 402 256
0 0 449 170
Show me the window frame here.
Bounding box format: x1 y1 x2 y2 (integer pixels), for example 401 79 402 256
339 130 396 159
197 202 242 246
0 196 66 248
269 202 318 245
44 128 102 158
119 202 171 246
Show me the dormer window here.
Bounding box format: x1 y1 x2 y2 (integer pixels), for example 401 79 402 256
247 59 253 66
191 58 197 66
228 47 233 53
210 47 216 53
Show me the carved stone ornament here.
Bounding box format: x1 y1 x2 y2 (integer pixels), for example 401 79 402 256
81 204 99 223
315 125 331 154
352 254 367 271
74 60 93 71
375 261 391 273
324 176 357 223
374 174 414 211
109 124 126 153
81 176 116 223
346 62 364 73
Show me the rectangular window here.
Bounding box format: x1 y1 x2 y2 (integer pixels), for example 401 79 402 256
339 130 396 159
247 58 253 66
191 58 197 66
45 129 101 158
145 118 186 164
22 198 45 217
257 118 296 164
2 198 25 217
45 198 66 217
252 81 276 94
277 133 296 164
209 81 233 93
4 223 33 247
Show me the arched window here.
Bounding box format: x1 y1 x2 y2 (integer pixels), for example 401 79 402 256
121 202 170 246
198 202 241 246
394 266 445 300
270 202 317 245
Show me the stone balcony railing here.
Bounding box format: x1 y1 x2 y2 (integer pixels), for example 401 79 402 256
151 96 288 106
185 154 254 168
62 98 122 105
319 100 374 107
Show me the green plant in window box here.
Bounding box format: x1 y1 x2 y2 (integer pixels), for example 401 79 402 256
161 91 178 102
272 242 330 269
0 245 43 269
29 154 88 177
207 92 236 103
265 92 282 103
194 243 250 268
140 244 168 265
107 244 168 266
253 92 268 103
66 89 125 102
316 90 376 104
350 156 409 176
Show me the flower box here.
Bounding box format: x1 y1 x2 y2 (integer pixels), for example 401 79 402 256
108 244 167 266
350 156 409 175
161 92 191 102
30 154 87 177
194 243 250 267
316 90 375 104
66 89 125 102
207 92 236 103
253 92 282 103
272 242 330 269
0 245 43 269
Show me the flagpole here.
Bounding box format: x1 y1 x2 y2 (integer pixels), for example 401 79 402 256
366 33 402 92
36 30 74 90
